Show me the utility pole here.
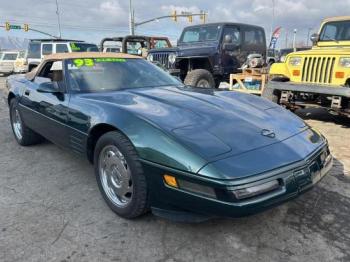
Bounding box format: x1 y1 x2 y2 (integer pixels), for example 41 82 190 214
285 29 288 48
306 27 312 47
55 0 62 38
293 29 297 51
129 0 135 35
270 0 275 41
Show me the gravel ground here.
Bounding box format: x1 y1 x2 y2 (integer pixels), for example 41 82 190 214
0 76 349 262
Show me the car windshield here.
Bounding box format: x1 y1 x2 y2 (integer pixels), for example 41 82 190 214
320 20 350 41
66 58 183 93
179 25 221 43
2 53 18 60
70 43 99 52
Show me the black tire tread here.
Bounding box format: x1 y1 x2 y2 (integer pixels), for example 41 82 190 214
94 131 149 219
184 69 215 88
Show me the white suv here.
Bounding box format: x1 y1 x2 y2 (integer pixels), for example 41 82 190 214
0 51 19 75
27 39 98 72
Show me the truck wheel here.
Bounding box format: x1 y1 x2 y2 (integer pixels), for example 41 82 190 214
184 69 215 88
9 99 43 146
262 86 280 104
94 131 149 219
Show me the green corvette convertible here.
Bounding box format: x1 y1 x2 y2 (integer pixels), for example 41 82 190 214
6 53 333 221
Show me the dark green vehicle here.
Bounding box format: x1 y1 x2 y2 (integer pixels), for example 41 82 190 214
6 52 333 221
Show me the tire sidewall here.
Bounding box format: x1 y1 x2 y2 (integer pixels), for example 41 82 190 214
94 131 148 218
185 69 215 88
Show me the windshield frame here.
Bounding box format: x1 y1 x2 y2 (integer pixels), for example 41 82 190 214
64 57 183 94
178 25 222 44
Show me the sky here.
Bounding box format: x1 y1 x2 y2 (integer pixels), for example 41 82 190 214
1 0 350 48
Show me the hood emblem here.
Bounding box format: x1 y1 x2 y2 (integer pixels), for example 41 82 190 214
261 129 276 138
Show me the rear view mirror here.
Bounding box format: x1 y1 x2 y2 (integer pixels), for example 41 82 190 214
310 33 319 45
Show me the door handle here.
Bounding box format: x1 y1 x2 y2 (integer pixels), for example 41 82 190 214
24 90 30 96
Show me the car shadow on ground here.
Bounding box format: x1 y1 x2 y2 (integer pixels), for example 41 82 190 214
295 108 350 128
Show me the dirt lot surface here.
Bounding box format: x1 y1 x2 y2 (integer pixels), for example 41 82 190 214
0 76 349 262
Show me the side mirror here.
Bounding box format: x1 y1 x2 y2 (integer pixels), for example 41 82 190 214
37 81 60 93
310 33 319 45
223 43 238 51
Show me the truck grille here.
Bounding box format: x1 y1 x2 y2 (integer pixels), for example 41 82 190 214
152 52 170 68
301 57 336 84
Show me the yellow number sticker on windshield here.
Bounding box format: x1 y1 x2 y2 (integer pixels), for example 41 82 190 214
73 58 95 68
84 58 94 67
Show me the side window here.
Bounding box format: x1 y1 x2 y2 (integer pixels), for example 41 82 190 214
56 44 69 53
28 43 41 59
223 27 240 45
42 44 53 56
243 28 264 45
38 61 63 83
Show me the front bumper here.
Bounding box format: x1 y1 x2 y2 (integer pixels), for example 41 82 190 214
143 145 332 220
268 81 350 98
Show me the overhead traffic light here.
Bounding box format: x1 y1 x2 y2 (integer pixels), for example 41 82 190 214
188 15 193 23
172 10 177 22
23 24 29 32
5 22 10 31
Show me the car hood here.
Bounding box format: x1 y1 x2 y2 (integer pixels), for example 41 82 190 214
82 86 307 161
289 46 350 56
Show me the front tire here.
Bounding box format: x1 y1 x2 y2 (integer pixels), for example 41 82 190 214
9 99 43 146
184 69 215 88
94 131 149 218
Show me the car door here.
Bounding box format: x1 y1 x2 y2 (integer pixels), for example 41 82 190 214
241 26 267 61
19 60 70 147
221 25 242 74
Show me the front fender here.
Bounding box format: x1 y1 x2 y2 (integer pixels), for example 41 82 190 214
78 99 207 174
269 62 291 78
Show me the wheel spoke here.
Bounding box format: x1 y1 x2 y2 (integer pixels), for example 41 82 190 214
99 145 133 207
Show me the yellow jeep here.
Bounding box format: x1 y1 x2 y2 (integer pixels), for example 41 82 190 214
263 16 350 117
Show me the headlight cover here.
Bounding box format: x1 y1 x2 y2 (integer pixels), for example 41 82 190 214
289 57 302 66
168 53 177 64
147 54 153 62
339 57 350 68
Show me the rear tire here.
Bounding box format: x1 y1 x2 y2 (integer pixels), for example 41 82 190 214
262 86 280 104
94 131 149 219
184 69 215 88
9 99 43 146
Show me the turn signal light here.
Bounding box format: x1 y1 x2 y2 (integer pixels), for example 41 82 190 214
163 174 178 188
335 72 344 78
292 70 300 76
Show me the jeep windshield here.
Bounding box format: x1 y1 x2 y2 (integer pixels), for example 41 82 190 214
320 20 350 41
70 43 99 52
66 58 182 93
179 25 221 43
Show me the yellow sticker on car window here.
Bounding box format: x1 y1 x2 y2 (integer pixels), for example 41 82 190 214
73 58 94 68
72 58 126 68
